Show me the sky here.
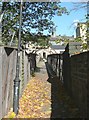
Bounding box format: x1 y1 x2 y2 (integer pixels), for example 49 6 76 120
45 2 87 37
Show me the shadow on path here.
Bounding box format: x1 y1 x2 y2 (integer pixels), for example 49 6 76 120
47 77 82 118
45 62 82 118
47 77 62 118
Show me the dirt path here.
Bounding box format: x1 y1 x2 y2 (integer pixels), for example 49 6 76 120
15 61 51 118
4 60 82 118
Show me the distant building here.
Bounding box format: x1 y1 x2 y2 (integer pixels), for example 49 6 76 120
49 29 76 54
69 42 82 55
76 22 87 43
51 26 57 38
50 45 65 54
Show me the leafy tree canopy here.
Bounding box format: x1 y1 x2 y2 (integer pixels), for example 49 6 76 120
2 2 68 45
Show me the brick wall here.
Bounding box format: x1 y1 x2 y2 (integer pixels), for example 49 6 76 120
63 44 88 118
46 48 88 118
71 52 88 118
46 45 88 118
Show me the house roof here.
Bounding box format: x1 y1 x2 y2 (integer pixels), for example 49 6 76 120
69 42 82 46
49 36 59 41
51 45 65 50
49 35 74 41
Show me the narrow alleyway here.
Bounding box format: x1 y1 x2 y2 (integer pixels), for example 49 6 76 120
5 60 82 118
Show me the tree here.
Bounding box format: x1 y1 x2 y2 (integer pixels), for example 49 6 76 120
2 2 68 45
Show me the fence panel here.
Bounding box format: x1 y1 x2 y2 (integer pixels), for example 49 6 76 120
47 54 60 78
87 51 89 118
24 51 27 88
0 47 31 119
62 44 72 96
27 55 30 82
2 47 17 117
28 53 36 74
0 47 2 119
20 51 23 97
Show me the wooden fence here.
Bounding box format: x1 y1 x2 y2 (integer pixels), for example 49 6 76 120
0 46 30 119
62 44 71 95
47 54 60 78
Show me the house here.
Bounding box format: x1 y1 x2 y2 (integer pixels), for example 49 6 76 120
49 31 75 54
76 22 87 43
50 45 65 54
69 42 82 55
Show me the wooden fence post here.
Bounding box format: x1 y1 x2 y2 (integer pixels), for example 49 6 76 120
0 47 2 119
24 50 27 88
19 51 22 97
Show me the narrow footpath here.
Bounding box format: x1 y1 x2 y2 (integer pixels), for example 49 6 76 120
5 60 82 118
